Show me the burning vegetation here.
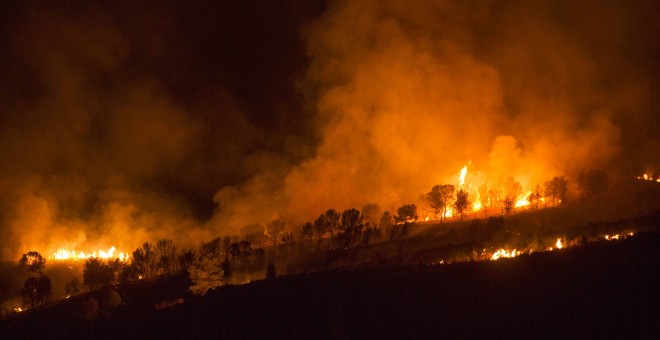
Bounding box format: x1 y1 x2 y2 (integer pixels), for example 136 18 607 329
51 247 129 263
5 158 655 316
0 2 659 336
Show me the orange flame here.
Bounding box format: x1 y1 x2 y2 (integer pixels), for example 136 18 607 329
50 246 129 262
458 164 468 187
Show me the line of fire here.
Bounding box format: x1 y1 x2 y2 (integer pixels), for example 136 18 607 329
4 160 657 320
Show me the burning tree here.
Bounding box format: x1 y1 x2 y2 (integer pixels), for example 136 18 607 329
18 251 46 276
502 176 522 213
454 189 472 220
426 184 455 222
503 196 515 216
528 185 543 209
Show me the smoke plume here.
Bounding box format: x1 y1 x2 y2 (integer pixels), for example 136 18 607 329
0 1 658 259
211 0 659 229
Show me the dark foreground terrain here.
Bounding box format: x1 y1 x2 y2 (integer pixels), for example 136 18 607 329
3 232 659 339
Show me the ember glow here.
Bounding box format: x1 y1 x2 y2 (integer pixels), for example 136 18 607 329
50 246 129 262
637 174 660 183
481 232 637 263
490 248 525 261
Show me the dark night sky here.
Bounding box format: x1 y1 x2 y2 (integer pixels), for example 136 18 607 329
0 0 326 215
0 0 658 257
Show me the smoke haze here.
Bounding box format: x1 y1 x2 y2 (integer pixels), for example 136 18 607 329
0 0 658 259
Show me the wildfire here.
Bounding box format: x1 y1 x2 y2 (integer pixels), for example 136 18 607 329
637 173 660 183
472 191 482 212
514 191 532 208
604 232 633 241
458 163 469 187
50 246 130 262
490 248 524 260
555 238 563 249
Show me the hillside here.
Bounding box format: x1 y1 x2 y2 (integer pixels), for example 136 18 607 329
2 231 659 338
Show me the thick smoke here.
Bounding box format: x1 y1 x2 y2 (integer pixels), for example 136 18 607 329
212 0 659 228
0 1 658 259
0 3 269 258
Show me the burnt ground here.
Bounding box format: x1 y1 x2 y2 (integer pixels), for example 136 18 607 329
2 231 659 339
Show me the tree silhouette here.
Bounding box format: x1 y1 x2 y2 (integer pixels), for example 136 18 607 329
22 277 39 308
340 208 361 230
380 211 393 229
454 189 472 220
22 276 52 308
178 249 196 273
131 248 146 279
133 242 156 278
200 237 223 259
380 211 394 239
266 219 286 246
545 176 568 206
395 204 417 223
361 203 381 226
395 204 417 238
313 215 327 241
18 251 46 277
189 253 224 296
324 209 341 246
65 277 81 297
426 185 455 222
17 251 49 309
338 208 363 248
155 239 177 275
83 258 114 291
301 222 314 240
36 276 51 306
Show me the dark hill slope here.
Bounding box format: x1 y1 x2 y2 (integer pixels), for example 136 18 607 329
3 233 659 339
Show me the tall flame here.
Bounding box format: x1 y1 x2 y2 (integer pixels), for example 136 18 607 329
458 163 469 187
